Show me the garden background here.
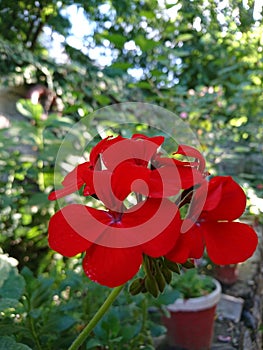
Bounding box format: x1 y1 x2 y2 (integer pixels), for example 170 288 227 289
0 1 263 349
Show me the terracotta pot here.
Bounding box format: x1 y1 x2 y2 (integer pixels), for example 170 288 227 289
163 279 221 350
214 264 238 285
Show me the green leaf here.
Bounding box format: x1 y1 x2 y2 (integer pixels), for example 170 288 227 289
120 324 140 341
176 33 193 41
0 323 32 338
103 313 120 337
110 62 133 70
55 315 77 332
0 255 25 300
0 256 12 289
134 35 158 51
172 49 190 57
16 99 43 122
134 81 152 89
0 336 32 350
27 193 49 207
100 32 126 49
94 94 111 105
86 339 103 349
30 277 53 308
43 116 74 128
176 34 193 42
156 288 180 305
0 298 19 311
150 70 163 77
29 309 42 319
0 268 25 300
140 10 155 19
149 323 166 337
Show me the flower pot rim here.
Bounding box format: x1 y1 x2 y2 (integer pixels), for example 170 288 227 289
167 278 221 312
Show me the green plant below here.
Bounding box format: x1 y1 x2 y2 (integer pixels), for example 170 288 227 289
170 268 215 299
0 250 165 350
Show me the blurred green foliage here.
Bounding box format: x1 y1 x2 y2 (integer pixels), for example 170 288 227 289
0 0 263 348
0 251 168 349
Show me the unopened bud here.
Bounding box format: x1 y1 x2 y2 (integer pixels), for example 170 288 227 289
129 278 145 295
161 265 172 284
145 275 159 298
182 259 195 269
164 258 181 273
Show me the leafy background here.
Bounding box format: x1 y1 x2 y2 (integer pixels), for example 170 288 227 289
0 0 262 349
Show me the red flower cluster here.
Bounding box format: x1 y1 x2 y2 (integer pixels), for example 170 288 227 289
48 134 258 288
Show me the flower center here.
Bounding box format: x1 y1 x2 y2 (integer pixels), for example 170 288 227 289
108 211 123 225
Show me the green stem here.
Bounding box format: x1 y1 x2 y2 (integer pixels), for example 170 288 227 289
141 298 147 333
68 284 125 350
29 317 42 350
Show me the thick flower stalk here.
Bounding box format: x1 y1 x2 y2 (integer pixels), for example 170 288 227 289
48 134 257 292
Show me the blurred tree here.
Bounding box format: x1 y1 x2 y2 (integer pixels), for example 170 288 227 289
0 0 72 51
0 0 262 202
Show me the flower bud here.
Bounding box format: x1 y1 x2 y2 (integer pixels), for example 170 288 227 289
164 258 181 273
129 278 145 295
160 264 172 284
145 275 159 298
182 259 195 269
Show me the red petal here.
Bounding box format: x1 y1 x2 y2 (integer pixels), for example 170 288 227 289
203 221 258 264
165 222 204 263
95 199 180 250
48 185 80 201
48 204 111 257
130 137 163 165
148 163 204 198
89 135 124 168
202 176 247 221
117 199 181 255
132 134 165 147
61 162 91 186
101 137 163 170
111 162 151 200
175 145 206 173
82 245 142 287
142 200 182 257
91 170 123 211
187 180 210 219
48 162 92 201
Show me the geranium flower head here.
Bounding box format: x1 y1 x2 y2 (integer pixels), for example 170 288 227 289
48 134 257 294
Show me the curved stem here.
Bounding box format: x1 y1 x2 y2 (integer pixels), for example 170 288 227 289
68 284 125 350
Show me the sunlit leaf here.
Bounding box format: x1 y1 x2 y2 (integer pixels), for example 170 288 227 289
134 35 158 51
16 99 43 122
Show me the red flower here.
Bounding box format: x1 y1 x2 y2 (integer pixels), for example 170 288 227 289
166 176 258 265
49 135 204 201
48 134 186 287
48 134 165 201
48 198 181 287
48 134 257 289
104 141 206 200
